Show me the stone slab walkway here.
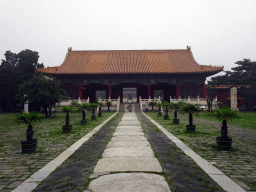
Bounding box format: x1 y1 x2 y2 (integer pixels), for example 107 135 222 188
141 112 246 192
10 111 254 191
89 112 170 192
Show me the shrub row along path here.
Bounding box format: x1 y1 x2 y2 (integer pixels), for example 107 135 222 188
2 111 254 191
0 111 117 191
32 112 124 192
174 113 256 191
31 112 226 192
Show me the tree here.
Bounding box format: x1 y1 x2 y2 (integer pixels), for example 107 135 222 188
0 51 20 110
15 73 69 117
16 49 44 84
206 84 217 112
0 50 44 111
149 102 156 111
208 59 256 110
180 103 200 131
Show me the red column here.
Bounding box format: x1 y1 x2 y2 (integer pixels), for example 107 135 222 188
176 83 180 98
147 82 151 99
202 82 207 98
79 83 83 100
108 83 112 99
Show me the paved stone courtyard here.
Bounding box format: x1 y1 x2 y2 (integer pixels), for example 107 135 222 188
173 113 256 191
0 111 255 191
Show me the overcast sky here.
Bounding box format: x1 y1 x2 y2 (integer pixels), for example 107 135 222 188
1 0 256 83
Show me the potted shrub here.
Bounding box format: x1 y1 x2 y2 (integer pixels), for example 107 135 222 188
78 103 90 125
106 101 112 112
59 106 78 133
70 101 80 107
156 102 162 116
90 103 98 120
162 101 170 120
97 102 105 117
180 103 200 131
15 110 41 153
170 102 180 124
213 107 239 150
149 102 156 111
126 104 133 112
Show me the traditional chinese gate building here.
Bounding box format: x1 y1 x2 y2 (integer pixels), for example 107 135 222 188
35 46 223 103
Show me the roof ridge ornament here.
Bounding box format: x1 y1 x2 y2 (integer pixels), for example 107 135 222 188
187 46 191 51
68 47 72 52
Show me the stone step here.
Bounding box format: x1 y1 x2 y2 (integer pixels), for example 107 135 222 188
102 147 154 157
88 173 171 192
93 157 162 172
106 140 150 148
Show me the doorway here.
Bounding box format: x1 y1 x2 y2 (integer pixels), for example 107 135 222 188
123 87 137 103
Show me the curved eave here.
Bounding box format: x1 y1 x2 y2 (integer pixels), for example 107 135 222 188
35 69 223 76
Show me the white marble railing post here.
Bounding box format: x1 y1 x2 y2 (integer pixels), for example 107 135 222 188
117 96 120 112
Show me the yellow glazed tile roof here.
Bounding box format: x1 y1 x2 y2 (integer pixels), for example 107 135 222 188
35 47 223 74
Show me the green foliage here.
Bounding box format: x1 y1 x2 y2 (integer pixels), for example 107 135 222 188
90 103 99 108
78 103 91 111
169 102 180 110
106 101 112 106
15 110 41 125
15 73 69 115
126 104 133 109
180 103 200 115
97 102 105 107
156 102 162 107
216 101 226 109
206 84 217 112
58 106 78 113
208 59 256 110
70 101 80 109
149 102 156 106
162 101 170 107
213 107 240 121
0 50 44 110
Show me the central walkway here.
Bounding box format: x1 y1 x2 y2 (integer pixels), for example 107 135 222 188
88 112 171 192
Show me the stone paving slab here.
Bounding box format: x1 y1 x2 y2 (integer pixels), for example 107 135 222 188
121 117 138 120
93 157 162 172
88 173 171 192
111 135 147 141
102 147 154 157
118 122 141 125
122 113 137 116
113 131 144 136
116 125 142 129
106 140 150 148
115 127 143 132
10 112 120 192
142 112 247 192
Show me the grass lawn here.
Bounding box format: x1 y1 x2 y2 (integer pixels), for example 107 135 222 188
0 111 120 191
0 111 116 154
197 111 256 130
144 111 256 190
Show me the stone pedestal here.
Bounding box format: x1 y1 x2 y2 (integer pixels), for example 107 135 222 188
230 87 239 112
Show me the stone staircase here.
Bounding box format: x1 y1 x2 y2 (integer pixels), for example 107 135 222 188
134 103 141 112
119 103 141 112
119 103 126 112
